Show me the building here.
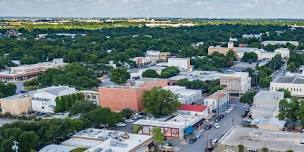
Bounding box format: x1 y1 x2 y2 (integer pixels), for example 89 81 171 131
99 78 169 112
220 72 251 95
250 91 285 131
235 47 276 60
163 86 202 104
216 126 304 152
270 76 304 97
129 65 166 80
169 70 221 83
208 46 234 56
42 128 153 152
79 90 99 106
131 57 153 66
242 33 263 39
31 86 77 113
274 48 290 59
203 90 229 113
39 145 76 152
0 93 32 115
134 113 205 139
261 41 299 46
178 104 210 118
0 58 66 82
168 58 191 71
145 50 170 61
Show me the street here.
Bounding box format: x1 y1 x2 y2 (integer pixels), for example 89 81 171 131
169 101 248 152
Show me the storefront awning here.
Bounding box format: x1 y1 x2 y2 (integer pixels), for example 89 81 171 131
184 126 194 135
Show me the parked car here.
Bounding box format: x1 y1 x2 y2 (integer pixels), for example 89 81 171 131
225 109 232 114
116 122 127 127
204 124 212 130
211 139 218 145
125 119 135 123
214 123 220 129
188 137 197 144
241 113 247 118
195 131 203 138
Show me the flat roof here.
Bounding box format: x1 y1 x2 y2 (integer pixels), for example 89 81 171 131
205 90 227 100
254 91 284 105
39 144 76 152
273 76 304 84
219 126 304 152
169 71 221 81
134 114 204 129
220 72 249 78
1 92 32 100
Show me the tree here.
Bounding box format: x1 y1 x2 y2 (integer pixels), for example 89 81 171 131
82 107 122 127
143 87 181 118
152 127 165 145
242 52 258 62
261 147 269 152
110 68 130 85
69 101 97 116
160 66 180 78
55 93 85 113
259 76 272 88
142 69 159 78
0 82 17 98
175 79 204 90
278 89 291 98
288 62 297 72
240 91 256 105
121 108 134 119
226 50 237 67
238 144 244 152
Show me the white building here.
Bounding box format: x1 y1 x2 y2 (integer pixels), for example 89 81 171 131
250 91 285 131
31 86 77 113
168 58 192 71
178 104 210 118
204 90 229 113
131 57 153 66
134 113 205 139
79 90 100 106
235 47 276 60
163 86 202 104
169 70 221 82
274 48 290 59
262 41 299 46
242 33 263 39
41 128 153 152
270 76 304 97
220 72 251 95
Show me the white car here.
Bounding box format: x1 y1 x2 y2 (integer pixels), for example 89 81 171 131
116 122 127 127
225 109 232 114
214 123 220 129
124 119 135 123
211 139 218 145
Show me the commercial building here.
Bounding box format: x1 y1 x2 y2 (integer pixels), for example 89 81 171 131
203 90 229 113
0 93 32 115
261 40 299 46
274 48 290 59
168 58 192 71
270 76 304 97
131 57 153 66
208 46 234 56
31 86 77 113
79 90 100 106
178 104 210 118
220 72 251 95
129 65 166 80
42 128 153 152
134 113 205 139
235 47 276 60
145 50 170 61
0 58 66 82
250 91 285 131
163 86 202 104
216 126 304 152
99 78 169 112
169 70 221 82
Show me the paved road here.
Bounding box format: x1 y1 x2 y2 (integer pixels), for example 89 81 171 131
170 101 248 152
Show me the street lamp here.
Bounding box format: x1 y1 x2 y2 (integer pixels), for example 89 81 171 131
254 71 259 89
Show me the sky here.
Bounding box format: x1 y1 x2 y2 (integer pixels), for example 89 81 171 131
0 0 304 19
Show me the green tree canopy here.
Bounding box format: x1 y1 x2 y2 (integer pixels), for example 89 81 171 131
242 52 258 62
240 91 256 105
278 89 291 98
69 101 97 116
152 127 165 145
0 83 16 98
110 68 130 85
160 66 180 78
143 87 181 118
142 69 159 78
287 62 297 72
